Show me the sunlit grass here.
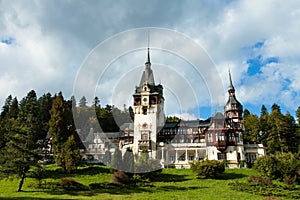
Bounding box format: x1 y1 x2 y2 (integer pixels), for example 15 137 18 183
0 164 284 200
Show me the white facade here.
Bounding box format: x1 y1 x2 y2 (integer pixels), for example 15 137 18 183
118 50 266 168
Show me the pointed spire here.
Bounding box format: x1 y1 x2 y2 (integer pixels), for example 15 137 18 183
228 69 234 92
145 31 151 65
146 47 150 64
139 32 155 86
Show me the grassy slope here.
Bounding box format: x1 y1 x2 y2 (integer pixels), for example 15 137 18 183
0 165 282 200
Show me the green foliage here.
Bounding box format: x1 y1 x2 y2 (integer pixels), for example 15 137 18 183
64 134 81 173
134 151 162 174
0 90 44 192
49 92 81 173
254 153 300 183
230 179 300 199
245 104 300 154
190 159 225 178
247 175 273 187
243 109 260 142
60 178 88 191
110 148 123 171
103 150 112 166
122 148 134 174
166 115 180 122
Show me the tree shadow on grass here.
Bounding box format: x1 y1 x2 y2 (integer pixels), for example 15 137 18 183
43 182 153 196
155 185 208 192
150 173 189 183
43 182 207 197
76 165 111 175
43 164 110 180
215 171 247 180
0 197 72 200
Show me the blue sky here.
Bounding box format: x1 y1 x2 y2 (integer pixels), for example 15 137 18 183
0 0 300 120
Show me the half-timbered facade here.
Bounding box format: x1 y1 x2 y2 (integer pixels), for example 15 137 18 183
118 48 265 168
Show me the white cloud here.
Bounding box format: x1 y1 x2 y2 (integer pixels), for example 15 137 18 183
0 0 299 117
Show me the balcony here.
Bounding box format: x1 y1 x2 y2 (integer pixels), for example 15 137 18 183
168 142 206 148
215 140 227 152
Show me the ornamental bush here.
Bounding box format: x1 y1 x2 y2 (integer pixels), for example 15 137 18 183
253 153 300 184
190 159 225 178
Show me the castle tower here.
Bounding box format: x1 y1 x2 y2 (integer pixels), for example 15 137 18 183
224 70 244 163
224 70 243 125
132 48 165 158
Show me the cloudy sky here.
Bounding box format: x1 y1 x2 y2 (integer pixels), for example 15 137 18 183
0 0 300 120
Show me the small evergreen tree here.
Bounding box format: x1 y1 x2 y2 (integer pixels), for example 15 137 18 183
64 134 81 173
110 148 123 171
103 150 112 166
122 148 134 174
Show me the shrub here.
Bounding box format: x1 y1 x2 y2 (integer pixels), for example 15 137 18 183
190 159 225 178
253 153 300 183
110 170 129 185
60 178 87 191
247 175 273 187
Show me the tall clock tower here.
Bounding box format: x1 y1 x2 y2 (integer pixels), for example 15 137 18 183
132 48 165 158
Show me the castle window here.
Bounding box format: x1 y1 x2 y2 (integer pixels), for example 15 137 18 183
218 153 226 160
229 132 234 142
170 155 175 162
143 108 147 115
178 154 185 161
141 133 148 140
218 131 225 141
208 133 213 143
235 132 239 142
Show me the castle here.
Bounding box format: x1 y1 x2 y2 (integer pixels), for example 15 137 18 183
117 48 266 168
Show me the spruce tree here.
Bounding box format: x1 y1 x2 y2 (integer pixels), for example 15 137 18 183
49 92 81 173
0 90 43 192
49 92 69 172
64 134 81 173
259 105 269 144
243 109 260 142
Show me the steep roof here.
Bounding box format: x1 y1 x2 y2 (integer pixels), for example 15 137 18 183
139 48 155 86
224 70 243 112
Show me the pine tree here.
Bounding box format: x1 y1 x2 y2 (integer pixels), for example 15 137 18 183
243 109 260 142
49 92 69 172
284 112 297 153
296 107 300 153
38 93 53 140
267 105 290 154
49 92 81 173
0 90 43 192
79 96 87 107
259 105 269 144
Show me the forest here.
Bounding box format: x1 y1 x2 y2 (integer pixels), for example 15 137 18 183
243 104 300 154
0 90 132 191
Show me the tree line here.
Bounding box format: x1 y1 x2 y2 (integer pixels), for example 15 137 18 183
243 104 300 154
0 90 132 191
1 89 300 191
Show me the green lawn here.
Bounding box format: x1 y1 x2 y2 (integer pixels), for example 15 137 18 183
0 165 288 200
